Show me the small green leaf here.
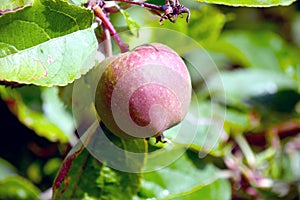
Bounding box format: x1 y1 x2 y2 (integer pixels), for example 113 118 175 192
195 0 296 7
0 176 41 200
43 158 63 176
0 0 100 86
120 9 140 37
0 0 33 10
223 108 252 134
27 162 42 184
188 6 226 44
0 158 17 181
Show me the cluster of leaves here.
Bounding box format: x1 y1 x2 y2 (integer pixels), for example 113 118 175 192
0 0 300 199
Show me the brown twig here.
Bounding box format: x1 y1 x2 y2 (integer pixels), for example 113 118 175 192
115 0 190 23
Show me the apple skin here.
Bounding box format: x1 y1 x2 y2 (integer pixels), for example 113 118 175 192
95 43 191 139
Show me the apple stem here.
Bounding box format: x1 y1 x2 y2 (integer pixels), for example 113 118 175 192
90 0 129 53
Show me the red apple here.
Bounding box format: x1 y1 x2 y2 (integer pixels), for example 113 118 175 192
95 43 191 139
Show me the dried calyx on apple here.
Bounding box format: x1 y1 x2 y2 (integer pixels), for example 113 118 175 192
95 43 191 141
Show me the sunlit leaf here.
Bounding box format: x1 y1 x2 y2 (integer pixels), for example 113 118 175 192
0 0 33 11
69 0 88 5
0 158 17 181
188 6 226 44
0 176 40 200
0 0 100 86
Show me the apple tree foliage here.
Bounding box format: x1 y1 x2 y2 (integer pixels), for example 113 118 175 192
0 0 300 199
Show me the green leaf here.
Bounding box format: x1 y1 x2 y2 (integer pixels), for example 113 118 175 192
195 0 296 7
0 0 99 86
211 30 300 90
0 0 33 11
0 158 17 181
0 86 73 142
27 162 42 184
69 0 88 5
172 178 231 200
215 31 297 71
207 68 297 108
52 143 105 200
247 89 300 114
188 6 226 44
43 158 63 176
0 176 41 200
148 5 225 45
120 9 139 37
52 124 147 199
41 87 74 138
163 97 247 156
138 152 231 199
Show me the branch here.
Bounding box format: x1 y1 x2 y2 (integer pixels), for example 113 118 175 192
90 0 129 53
116 0 163 11
115 0 190 23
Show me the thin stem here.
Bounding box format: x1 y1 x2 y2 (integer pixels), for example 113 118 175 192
235 134 256 167
115 0 190 23
115 0 164 19
91 0 129 53
101 24 113 57
116 0 164 11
